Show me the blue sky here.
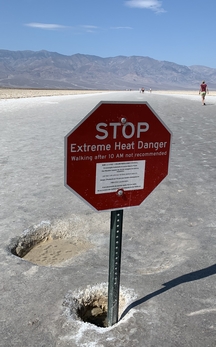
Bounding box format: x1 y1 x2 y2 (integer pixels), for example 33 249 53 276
1 0 216 68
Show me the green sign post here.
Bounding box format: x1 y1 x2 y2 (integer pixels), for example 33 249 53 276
107 210 123 326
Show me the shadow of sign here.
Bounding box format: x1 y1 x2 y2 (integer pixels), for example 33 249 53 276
120 263 216 320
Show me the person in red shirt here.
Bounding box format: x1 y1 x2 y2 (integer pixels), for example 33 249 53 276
199 81 209 105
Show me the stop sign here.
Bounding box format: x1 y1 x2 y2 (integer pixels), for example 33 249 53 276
65 101 172 211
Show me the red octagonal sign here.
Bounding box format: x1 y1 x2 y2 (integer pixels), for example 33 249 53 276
65 101 172 211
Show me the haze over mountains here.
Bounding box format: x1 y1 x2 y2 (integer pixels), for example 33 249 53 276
0 49 216 90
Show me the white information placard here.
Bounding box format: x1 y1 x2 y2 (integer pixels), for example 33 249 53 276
95 160 145 194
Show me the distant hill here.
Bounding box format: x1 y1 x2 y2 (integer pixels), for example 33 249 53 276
0 49 216 90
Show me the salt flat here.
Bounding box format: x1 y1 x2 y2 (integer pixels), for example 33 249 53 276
0 88 105 99
0 90 216 346
1 87 216 105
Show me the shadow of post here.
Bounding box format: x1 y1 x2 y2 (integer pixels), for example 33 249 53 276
120 264 216 320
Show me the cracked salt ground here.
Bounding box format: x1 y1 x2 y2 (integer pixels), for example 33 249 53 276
9 215 110 266
23 238 92 266
60 283 139 345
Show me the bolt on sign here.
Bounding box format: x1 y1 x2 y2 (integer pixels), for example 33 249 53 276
64 101 172 211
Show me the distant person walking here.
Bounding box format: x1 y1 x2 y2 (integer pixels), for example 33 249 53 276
199 81 208 105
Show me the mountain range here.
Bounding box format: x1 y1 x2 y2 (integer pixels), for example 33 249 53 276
0 49 216 90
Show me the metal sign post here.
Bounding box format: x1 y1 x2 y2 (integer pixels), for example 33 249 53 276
107 209 123 326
